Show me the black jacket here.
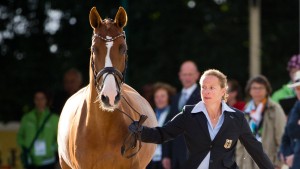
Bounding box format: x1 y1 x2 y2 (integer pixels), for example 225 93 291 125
142 105 273 169
285 101 300 169
163 86 201 168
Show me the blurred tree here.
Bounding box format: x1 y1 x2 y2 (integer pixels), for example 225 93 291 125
0 0 298 122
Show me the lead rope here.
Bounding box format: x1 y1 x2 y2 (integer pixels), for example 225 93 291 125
116 95 148 158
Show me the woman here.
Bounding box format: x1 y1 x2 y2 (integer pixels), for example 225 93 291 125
280 70 300 169
236 75 285 169
147 82 176 169
17 90 59 169
130 69 273 169
227 79 246 111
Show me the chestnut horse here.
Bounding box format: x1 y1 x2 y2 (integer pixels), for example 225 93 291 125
57 7 157 169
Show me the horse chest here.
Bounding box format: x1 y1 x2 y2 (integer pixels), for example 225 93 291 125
74 143 138 169
70 127 137 169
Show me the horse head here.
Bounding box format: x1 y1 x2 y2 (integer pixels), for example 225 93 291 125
89 7 128 111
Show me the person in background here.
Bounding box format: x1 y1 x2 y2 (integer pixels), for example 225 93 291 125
280 70 300 169
129 69 274 169
167 60 201 169
227 79 246 111
147 82 176 169
52 68 83 114
272 54 300 103
236 75 285 169
273 54 300 118
17 90 59 169
140 83 155 108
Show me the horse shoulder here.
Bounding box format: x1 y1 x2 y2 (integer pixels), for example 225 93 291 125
121 84 157 127
58 86 88 169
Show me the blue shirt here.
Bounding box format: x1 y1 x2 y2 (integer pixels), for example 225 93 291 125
181 83 198 101
155 106 169 120
191 100 235 169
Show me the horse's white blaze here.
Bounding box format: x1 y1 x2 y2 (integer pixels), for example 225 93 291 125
101 36 118 106
104 36 113 67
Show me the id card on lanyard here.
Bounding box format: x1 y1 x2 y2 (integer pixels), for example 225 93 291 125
34 139 46 156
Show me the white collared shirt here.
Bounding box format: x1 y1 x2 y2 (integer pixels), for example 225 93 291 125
181 83 198 101
152 107 170 162
191 100 236 169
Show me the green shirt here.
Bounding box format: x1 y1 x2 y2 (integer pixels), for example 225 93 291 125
17 108 59 166
271 82 296 103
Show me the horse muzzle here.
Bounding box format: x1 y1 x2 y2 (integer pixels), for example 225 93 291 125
97 73 122 110
100 91 121 108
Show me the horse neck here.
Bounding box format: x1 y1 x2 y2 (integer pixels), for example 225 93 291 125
87 60 124 128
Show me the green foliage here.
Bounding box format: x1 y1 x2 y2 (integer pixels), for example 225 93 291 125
0 0 298 122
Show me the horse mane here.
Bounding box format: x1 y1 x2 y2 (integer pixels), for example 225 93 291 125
90 17 124 42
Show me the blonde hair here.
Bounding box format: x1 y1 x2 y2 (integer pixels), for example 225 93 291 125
199 69 228 102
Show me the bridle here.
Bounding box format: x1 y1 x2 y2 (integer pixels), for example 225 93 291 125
91 60 124 93
91 30 147 159
91 31 126 92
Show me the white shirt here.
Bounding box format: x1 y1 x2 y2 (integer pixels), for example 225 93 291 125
181 83 198 101
152 107 170 161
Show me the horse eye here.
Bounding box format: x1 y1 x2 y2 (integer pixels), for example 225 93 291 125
123 49 127 55
119 44 127 55
92 47 99 54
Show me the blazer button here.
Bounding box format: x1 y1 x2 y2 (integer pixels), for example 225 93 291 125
210 145 213 148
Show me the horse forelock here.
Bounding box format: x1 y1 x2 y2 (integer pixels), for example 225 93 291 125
93 18 122 38
103 18 113 24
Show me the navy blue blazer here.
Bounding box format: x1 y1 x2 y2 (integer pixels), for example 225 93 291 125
141 104 273 169
285 101 300 169
287 101 300 139
164 86 201 168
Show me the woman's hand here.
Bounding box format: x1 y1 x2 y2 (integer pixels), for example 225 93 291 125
279 153 285 164
128 115 147 134
128 121 143 134
274 165 282 169
162 157 171 169
286 154 294 167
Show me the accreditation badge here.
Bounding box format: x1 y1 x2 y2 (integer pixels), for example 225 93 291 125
224 139 232 149
34 139 46 156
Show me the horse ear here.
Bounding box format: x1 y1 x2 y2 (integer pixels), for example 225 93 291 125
114 7 127 29
89 7 102 29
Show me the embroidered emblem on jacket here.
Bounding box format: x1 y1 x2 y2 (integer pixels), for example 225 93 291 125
224 139 232 149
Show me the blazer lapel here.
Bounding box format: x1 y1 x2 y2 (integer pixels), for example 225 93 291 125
195 112 211 140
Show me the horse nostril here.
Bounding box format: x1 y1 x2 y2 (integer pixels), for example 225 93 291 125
115 93 120 104
101 95 110 106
